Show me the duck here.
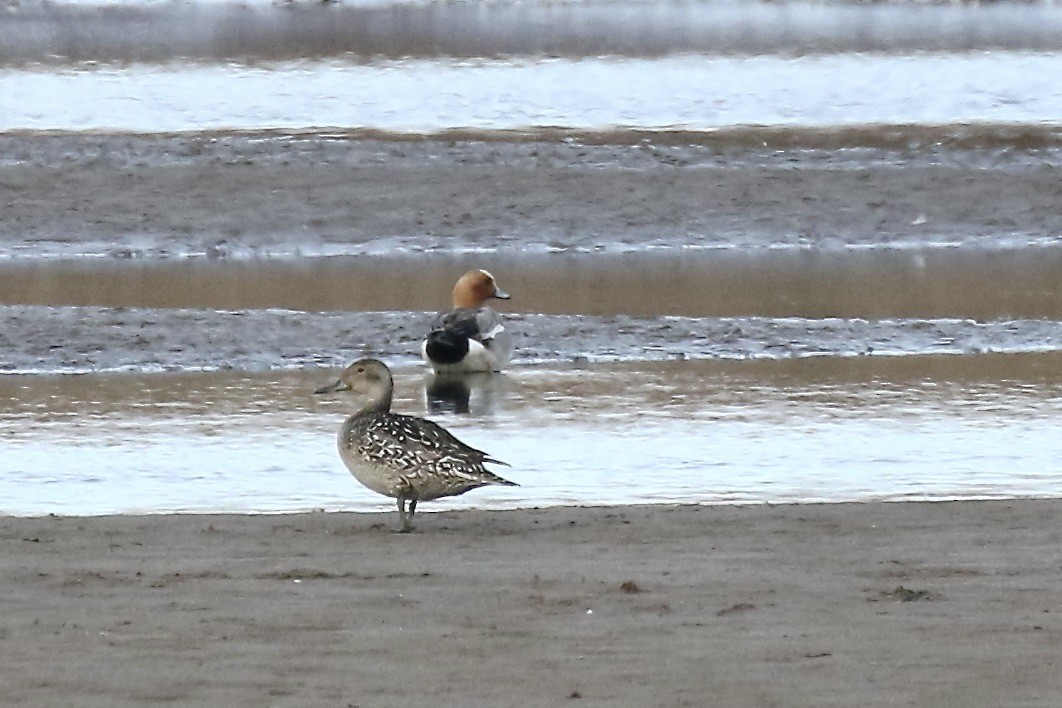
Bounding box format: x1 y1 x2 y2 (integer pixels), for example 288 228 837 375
421 269 512 373
315 358 517 532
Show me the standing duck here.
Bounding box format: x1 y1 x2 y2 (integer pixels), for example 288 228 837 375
421 269 512 373
315 358 516 532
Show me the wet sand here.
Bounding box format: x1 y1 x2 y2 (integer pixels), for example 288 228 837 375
3 500 1062 706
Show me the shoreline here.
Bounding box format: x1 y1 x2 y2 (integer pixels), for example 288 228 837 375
1 493 1060 520
4 499 1061 706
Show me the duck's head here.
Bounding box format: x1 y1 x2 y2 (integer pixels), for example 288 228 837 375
315 358 394 410
452 269 510 309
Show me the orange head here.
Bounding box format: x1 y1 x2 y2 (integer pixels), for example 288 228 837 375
451 269 510 308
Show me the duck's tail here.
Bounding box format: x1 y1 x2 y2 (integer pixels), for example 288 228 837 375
424 328 470 365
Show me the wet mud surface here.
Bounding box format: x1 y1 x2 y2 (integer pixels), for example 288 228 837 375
3 132 1062 258
3 304 1062 374
3 132 1062 373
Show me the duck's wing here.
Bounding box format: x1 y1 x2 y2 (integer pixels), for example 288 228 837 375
431 307 506 343
355 412 506 467
425 307 513 370
365 413 515 497
471 307 506 343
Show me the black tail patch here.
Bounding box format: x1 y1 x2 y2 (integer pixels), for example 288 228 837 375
425 330 470 365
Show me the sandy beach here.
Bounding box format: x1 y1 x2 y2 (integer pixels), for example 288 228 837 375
2 500 1061 706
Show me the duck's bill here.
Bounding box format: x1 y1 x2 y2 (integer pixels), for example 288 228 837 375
314 379 350 394
493 288 511 300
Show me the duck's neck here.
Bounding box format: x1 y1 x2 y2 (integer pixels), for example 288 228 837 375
452 284 487 309
354 387 392 417
452 295 481 309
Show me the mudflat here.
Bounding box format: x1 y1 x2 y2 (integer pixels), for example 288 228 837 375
4 132 1062 258
2 500 1060 706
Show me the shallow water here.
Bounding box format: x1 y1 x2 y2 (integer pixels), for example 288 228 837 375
4 248 1062 320
2 355 1060 516
5 0 1062 136
4 52 1062 133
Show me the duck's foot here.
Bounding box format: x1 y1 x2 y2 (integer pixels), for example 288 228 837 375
396 497 418 533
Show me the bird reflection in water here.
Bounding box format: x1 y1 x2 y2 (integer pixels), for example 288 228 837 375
424 372 506 416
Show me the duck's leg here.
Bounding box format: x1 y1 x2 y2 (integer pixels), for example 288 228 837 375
396 496 416 533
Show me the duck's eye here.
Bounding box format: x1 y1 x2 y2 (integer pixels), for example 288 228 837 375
356 367 365 373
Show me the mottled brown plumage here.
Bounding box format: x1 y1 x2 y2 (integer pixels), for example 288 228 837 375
316 358 516 531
